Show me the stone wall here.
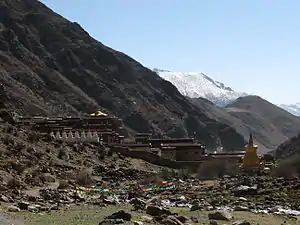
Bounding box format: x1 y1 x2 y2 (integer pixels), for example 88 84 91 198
110 146 201 169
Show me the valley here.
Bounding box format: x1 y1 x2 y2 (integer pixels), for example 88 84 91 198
0 1 300 225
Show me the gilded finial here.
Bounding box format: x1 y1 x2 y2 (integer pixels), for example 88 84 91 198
248 132 253 146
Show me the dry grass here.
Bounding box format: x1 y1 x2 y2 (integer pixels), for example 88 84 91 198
16 205 300 225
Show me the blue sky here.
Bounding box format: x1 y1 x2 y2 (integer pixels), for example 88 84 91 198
41 0 300 104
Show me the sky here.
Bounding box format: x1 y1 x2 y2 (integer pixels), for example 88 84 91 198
40 0 300 104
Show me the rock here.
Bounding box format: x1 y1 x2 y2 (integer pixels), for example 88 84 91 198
0 195 9 202
105 210 132 221
103 196 119 205
99 219 124 225
190 202 201 211
28 205 40 212
72 192 85 202
8 205 20 212
176 215 189 223
41 173 56 183
58 180 70 189
208 210 233 221
133 221 144 225
27 195 37 202
129 198 146 210
18 201 30 210
146 196 161 205
49 204 59 211
209 221 219 225
234 185 257 196
239 197 247 201
190 216 198 223
103 198 117 205
232 220 251 225
234 206 249 211
146 205 172 217
161 216 184 225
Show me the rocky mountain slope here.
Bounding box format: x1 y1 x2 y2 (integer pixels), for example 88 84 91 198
155 69 248 107
274 133 300 159
191 95 300 152
225 96 300 151
0 0 246 150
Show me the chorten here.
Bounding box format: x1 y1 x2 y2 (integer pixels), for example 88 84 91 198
242 132 260 168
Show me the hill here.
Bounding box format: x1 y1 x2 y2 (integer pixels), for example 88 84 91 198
225 96 300 152
191 95 300 152
0 0 245 150
274 133 300 159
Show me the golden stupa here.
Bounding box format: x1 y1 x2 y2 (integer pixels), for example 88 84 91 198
242 132 260 168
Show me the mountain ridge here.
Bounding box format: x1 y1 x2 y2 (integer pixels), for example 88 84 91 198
155 69 300 116
190 95 300 153
155 69 248 107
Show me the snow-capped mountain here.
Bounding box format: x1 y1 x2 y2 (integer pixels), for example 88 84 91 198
279 103 300 116
154 68 248 107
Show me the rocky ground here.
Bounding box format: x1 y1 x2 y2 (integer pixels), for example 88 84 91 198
1 177 300 225
0 122 300 224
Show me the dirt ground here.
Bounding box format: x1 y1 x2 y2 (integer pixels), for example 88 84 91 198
0 205 299 225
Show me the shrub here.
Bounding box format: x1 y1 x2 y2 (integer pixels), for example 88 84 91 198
2 135 14 145
7 177 22 189
27 132 42 143
272 154 300 178
58 148 69 160
76 169 93 186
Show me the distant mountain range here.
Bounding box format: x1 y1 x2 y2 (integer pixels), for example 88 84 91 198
154 69 300 116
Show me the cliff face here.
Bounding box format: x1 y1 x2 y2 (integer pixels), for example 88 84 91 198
0 0 245 150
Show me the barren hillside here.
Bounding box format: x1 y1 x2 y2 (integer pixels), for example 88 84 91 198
0 0 245 150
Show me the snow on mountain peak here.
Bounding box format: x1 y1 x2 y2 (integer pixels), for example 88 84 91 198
279 103 300 116
155 69 247 107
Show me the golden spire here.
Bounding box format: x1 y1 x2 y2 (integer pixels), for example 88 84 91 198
248 132 253 147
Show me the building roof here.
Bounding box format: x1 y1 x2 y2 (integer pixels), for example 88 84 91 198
209 151 245 156
161 143 204 147
135 133 152 136
150 138 195 144
88 111 108 117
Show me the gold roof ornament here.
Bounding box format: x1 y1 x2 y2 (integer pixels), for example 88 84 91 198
88 111 108 117
242 131 260 168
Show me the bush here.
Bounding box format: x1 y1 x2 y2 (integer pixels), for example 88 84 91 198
76 169 93 186
58 148 69 160
27 132 42 143
2 135 14 145
272 154 300 178
7 177 22 189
